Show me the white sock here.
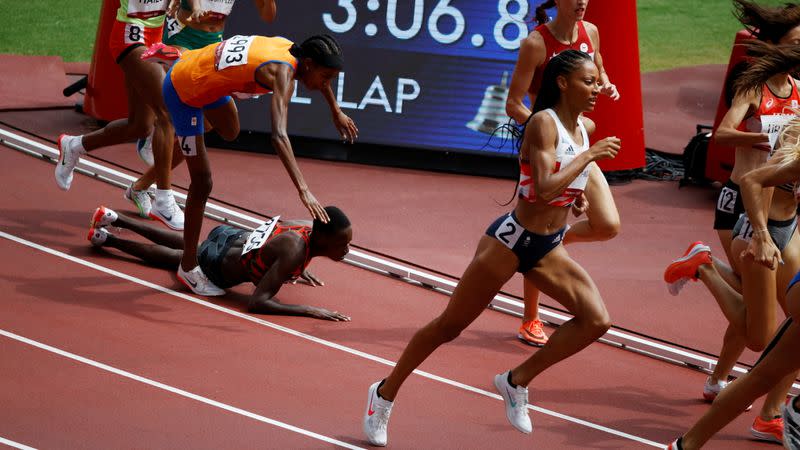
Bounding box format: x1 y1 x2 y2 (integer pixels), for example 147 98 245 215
155 188 173 205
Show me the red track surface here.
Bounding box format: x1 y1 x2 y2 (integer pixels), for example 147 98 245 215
0 108 777 366
0 132 784 448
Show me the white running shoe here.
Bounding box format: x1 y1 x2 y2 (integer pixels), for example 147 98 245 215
91 206 118 228
785 396 800 450
149 193 184 231
177 265 225 296
363 381 393 447
87 227 110 246
703 377 752 410
124 182 153 218
137 133 154 166
493 371 532 434
55 134 85 191
702 377 728 401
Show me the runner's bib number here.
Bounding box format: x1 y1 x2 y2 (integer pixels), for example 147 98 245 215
124 23 145 45
736 214 755 241
242 216 280 255
126 0 168 19
494 214 524 250
215 35 254 71
762 113 795 151
717 186 738 214
165 16 185 38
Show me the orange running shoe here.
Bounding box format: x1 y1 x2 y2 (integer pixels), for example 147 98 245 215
750 415 784 443
664 241 712 296
517 319 549 347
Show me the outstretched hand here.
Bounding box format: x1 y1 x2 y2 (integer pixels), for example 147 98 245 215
308 307 350 321
299 189 329 223
333 111 359 143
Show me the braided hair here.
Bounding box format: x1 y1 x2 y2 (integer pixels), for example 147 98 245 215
289 34 344 70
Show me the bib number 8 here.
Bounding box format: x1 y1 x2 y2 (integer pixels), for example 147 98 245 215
124 23 144 45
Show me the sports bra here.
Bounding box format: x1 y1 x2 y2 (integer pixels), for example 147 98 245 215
518 109 591 207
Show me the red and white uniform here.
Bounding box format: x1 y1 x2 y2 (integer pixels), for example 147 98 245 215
519 109 590 207
530 21 596 93
739 76 800 151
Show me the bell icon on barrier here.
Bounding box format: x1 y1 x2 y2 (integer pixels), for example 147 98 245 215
467 71 513 137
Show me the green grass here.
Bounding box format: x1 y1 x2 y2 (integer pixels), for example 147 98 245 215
0 0 791 70
637 0 788 71
0 0 100 62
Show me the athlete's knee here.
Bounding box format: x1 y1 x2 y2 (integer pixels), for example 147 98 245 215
745 335 770 353
216 122 239 142
128 119 154 140
189 170 213 196
581 307 611 338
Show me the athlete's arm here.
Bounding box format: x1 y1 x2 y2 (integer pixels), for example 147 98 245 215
321 81 358 143
184 0 208 22
528 113 619 201
714 90 770 147
257 64 330 222
586 22 619 101
167 0 181 17
739 157 800 268
506 34 546 124
248 237 349 320
253 0 276 23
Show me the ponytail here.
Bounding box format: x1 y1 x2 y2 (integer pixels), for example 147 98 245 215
535 0 556 25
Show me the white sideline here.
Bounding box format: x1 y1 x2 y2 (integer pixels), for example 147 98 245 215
0 230 664 448
0 328 363 449
0 437 37 450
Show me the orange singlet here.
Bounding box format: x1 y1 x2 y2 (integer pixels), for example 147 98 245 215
170 35 298 107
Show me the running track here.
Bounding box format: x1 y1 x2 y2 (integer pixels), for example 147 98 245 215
0 137 780 448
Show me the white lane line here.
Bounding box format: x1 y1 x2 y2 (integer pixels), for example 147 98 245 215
0 437 37 450
0 230 664 448
0 329 363 450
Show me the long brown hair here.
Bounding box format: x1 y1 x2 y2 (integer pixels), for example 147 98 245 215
733 40 800 95
733 0 800 43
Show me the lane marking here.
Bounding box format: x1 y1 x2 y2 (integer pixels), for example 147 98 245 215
0 437 36 450
0 329 363 450
0 230 664 448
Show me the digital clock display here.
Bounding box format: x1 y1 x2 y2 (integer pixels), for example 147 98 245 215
228 0 552 155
